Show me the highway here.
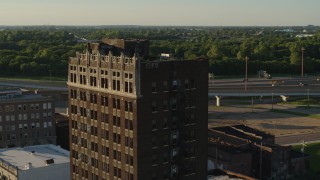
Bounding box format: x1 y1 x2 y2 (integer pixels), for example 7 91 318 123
209 76 320 94
1 76 319 93
1 77 319 145
0 79 67 91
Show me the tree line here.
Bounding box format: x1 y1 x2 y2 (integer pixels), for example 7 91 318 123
0 26 319 77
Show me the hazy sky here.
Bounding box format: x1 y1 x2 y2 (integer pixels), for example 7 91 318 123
1 0 319 26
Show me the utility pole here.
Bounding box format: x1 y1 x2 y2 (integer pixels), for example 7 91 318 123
307 89 310 108
49 70 52 81
301 47 305 77
260 142 263 180
251 97 254 113
301 140 307 171
271 93 274 110
245 56 248 91
215 137 220 168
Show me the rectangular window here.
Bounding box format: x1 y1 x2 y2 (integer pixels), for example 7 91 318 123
129 82 133 93
101 96 108 106
90 93 97 104
80 91 87 101
152 101 157 112
125 119 133 130
152 119 157 130
152 82 157 93
101 113 108 123
113 116 121 127
101 130 109 140
101 78 108 88
163 99 168 111
163 81 168 91
185 79 189 89
190 79 196 88
163 118 168 129
113 98 120 109
125 101 133 112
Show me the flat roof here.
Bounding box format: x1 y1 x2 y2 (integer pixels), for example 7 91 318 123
0 144 69 170
210 125 274 142
0 91 50 103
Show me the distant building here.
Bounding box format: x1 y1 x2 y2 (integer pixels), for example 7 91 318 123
0 144 70 180
160 53 173 60
296 34 314 38
0 89 56 148
208 125 307 180
68 39 208 179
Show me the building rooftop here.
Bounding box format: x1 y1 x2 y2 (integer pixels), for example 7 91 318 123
0 89 50 102
211 125 274 143
0 144 69 170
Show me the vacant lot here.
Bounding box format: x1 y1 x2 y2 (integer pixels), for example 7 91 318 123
208 99 320 136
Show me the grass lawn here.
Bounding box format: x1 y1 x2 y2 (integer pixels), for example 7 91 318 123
293 142 320 174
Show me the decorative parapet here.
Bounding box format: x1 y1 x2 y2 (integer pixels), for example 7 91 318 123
70 52 138 69
68 52 140 98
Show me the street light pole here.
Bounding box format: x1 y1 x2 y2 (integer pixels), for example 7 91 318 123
307 89 310 108
245 56 248 91
251 97 254 113
271 93 274 110
49 70 52 81
301 47 305 77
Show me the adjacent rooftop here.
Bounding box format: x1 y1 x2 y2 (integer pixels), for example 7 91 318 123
0 144 69 170
0 89 50 102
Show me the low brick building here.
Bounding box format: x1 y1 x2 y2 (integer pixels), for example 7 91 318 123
0 89 56 148
208 125 307 179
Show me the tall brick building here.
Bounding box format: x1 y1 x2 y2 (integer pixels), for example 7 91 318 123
68 39 208 180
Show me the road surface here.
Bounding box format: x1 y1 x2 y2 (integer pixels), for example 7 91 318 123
276 132 320 145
